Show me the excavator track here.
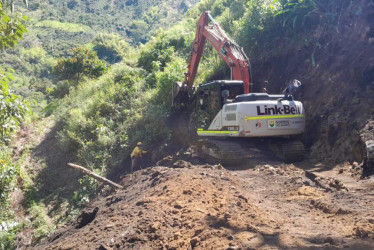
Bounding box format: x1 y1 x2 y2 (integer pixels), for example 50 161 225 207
366 140 374 172
196 138 273 164
196 138 305 165
278 139 305 163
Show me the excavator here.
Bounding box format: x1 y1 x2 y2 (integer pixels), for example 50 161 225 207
173 11 305 163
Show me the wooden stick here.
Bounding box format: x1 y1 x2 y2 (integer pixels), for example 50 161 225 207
68 163 123 189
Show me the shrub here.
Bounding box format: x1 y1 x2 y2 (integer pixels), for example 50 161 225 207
152 56 186 110
92 33 132 64
54 65 145 169
0 2 28 50
0 147 20 250
137 19 196 71
52 47 107 83
28 203 54 243
128 19 149 43
0 148 17 211
138 36 175 72
0 70 30 144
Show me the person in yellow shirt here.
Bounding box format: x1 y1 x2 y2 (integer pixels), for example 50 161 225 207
130 142 147 172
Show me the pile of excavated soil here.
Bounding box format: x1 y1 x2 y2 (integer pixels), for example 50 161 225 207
35 154 374 249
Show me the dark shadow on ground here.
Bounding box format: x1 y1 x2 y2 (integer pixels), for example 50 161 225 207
205 214 374 249
205 214 283 249
221 156 279 171
107 142 184 183
29 124 82 215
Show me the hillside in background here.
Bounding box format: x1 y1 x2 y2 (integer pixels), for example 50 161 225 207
1 0 198 110
24 0 199 51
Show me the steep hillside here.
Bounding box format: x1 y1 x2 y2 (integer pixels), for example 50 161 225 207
23 0 199 53
1 0 199 109
249 0 374 164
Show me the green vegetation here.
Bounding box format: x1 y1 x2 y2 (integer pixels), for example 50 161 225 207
0 2 36 248
35 20 92 33
27 203 54 242
0 0 365 247
0 2 29 209
0 137 22 249
92 33 133 64
0 71 30 144
0 149 18 214
0 0 199 114
53 47 107 83
0 2 27 50
54 57 184 172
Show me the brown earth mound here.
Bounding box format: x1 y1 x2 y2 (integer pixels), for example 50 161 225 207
34 155 374 249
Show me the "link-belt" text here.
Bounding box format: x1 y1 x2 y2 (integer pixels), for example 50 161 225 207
256 105 301 115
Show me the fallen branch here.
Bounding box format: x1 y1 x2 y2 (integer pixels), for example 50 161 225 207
68 163 123 189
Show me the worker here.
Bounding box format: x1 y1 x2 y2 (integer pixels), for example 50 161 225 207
283 79 301 96
130 142 147 172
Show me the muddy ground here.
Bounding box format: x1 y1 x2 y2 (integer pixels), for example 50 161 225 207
34 148 374 250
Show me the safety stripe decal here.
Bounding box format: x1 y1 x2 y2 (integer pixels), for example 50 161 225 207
197 129 238 134
245 114 304 122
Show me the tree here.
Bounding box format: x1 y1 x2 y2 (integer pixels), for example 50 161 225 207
128 19 149 43
138 31 175 72
0 2 29 144
92 33 130 64
0 70 29 144
0 2 28 50
52 47 107 82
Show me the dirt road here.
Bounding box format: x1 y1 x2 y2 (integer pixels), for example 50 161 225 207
35 151 374 249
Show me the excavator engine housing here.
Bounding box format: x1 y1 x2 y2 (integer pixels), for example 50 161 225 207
193 80 305 138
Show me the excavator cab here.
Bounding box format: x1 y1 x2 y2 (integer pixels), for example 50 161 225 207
195 80 244 129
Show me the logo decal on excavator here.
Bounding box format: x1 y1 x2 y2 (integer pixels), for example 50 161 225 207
255 121 262 128
257 105 301 115
269 120 275 128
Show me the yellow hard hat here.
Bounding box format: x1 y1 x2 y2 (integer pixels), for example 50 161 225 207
137 142 143 146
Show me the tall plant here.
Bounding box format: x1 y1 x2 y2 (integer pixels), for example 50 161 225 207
0 1 28 50
0 71 29 144
0 1 29 143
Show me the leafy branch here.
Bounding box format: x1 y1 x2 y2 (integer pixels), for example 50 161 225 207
0 70 30 144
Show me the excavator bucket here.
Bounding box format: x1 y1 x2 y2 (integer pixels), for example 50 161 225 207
172 81 190 105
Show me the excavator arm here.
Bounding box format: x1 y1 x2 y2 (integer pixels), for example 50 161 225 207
185 11 252 93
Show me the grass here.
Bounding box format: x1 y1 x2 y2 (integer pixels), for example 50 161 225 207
28 203 54 242
35 20 93 33
0 117 58 248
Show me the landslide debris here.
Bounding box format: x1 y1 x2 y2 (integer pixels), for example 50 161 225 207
34 156 374 249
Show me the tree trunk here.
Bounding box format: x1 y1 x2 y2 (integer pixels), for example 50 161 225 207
67 163 123 189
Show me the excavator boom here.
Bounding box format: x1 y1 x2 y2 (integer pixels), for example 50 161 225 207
173 11 252 104
185 11 251 93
